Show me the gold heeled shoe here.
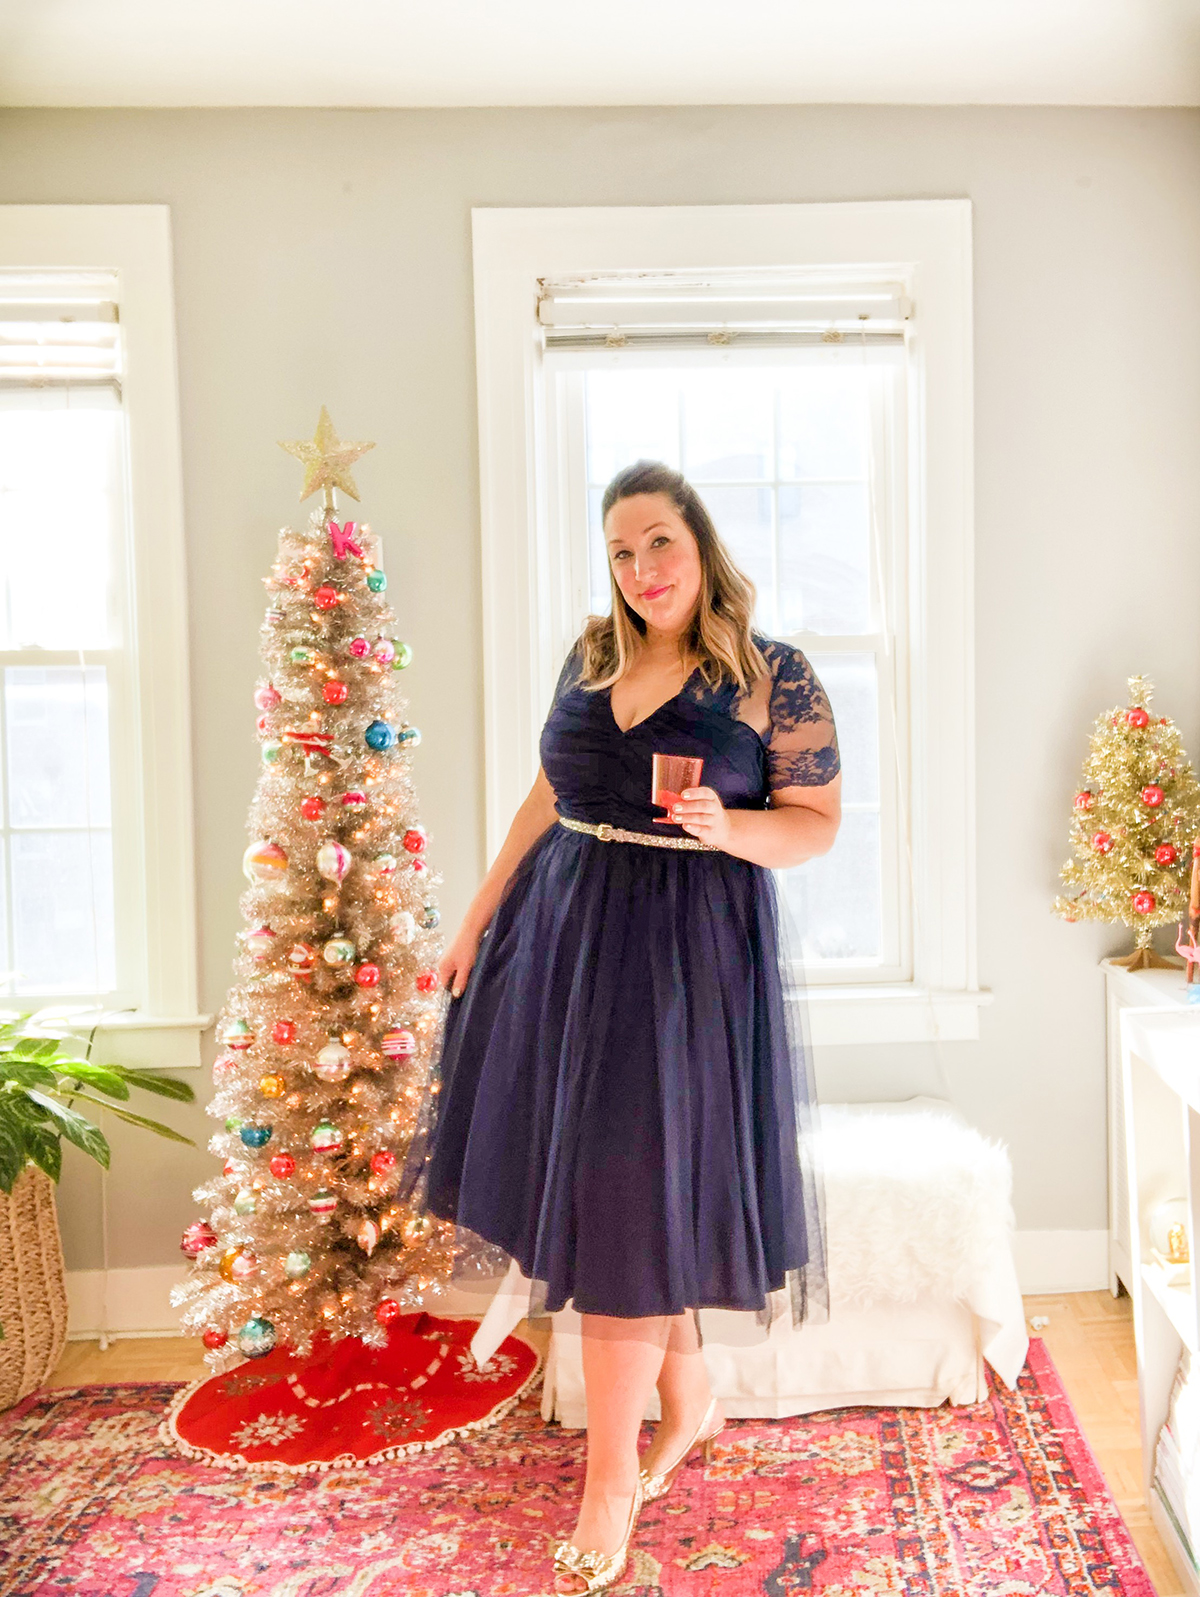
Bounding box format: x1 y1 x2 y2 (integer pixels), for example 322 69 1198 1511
638 1396 725 1502
552 1475 644 1595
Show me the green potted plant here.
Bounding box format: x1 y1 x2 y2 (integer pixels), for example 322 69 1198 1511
0 1010 196 1409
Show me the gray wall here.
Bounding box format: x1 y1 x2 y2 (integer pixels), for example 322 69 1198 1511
2 105 1198 1271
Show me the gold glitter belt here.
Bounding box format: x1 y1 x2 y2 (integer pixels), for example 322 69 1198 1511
558 816 720 853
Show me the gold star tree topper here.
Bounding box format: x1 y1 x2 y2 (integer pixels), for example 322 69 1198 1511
279 407 375 503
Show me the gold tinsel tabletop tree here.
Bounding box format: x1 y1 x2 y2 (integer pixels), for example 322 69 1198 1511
1054 675 1200 969
171 410 463 1368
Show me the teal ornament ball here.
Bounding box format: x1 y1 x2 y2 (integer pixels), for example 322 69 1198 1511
239 1123 272 1149
392 642 413 670
366 569 387 593
364 719 395 751
420 904 440 931
233 1188 257 1215
236 1316 277 1359
284 1250 311 1279
396 725 421 748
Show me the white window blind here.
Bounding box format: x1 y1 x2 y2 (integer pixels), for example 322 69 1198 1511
537 270 911 351
0 268 126 997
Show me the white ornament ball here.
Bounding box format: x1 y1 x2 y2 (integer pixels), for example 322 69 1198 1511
315 1041 352 1081
316 841 352 883
391 911 417 945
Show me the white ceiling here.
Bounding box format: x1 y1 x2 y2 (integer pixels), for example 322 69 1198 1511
1 0 1198 109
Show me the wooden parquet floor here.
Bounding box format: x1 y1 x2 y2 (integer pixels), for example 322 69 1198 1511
48 1293 1178 1592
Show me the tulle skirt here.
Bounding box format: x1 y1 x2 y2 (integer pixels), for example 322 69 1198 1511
417 822 826 1337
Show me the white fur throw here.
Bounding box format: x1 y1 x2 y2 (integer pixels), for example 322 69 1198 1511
818 1099 1016 1310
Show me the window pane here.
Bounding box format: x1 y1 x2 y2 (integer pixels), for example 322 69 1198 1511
587 487 613 614
807 652 879 807
682 371 773 482
778 483 870 634
585 370 680 485
0 399 118 649
6 666 111 827
699 486 776 633
778 368 869 480
10 829 114 994
780 808 882 963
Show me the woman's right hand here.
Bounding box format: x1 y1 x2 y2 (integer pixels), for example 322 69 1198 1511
437 922 484 999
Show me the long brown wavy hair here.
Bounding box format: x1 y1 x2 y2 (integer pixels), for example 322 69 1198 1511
578 460 768 692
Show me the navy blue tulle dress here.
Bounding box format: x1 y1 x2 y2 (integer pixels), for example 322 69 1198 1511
423 632 839 1330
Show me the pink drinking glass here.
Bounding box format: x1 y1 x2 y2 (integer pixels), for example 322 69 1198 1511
651 753 704 824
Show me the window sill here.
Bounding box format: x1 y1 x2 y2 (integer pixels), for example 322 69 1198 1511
48 1010 214 1072
795 985 992 1045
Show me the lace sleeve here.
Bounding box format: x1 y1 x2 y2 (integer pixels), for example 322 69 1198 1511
551 641 584 706
765 644 841 791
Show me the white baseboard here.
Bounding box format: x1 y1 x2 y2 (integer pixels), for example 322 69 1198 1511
66 1233 1111 1340
65 1265 506 1340
1012 1229 1110 1295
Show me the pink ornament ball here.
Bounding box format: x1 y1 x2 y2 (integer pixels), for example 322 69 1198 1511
375 1298 402 1326
1142 785 1165 808
370 1149 396 1175
180 1221 218 1257
341 790 368 810
403 827 427 855
1133 890 1157 914
316 840 353 882
1127 706 1150 728
244 924 276 961
254 683 282 712
415 970 439 994
355 963 381 987
213 1051 239 1076
203 1328 229 1350
314 585 340 610
269 1151 296 1178
349 636 371 659
373 638 396 664
382 1027 417 1058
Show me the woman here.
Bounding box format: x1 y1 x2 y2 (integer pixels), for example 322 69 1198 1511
426 459 841 1594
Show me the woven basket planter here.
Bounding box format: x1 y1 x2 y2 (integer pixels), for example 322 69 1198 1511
0 1166 69 1411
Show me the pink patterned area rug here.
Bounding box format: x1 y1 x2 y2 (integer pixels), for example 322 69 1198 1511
0 1338 1153 1596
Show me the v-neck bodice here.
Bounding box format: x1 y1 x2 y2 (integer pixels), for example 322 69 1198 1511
541 657 768 836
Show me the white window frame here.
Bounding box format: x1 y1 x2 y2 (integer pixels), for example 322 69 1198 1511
471 201 989 1045
0 206 209 1066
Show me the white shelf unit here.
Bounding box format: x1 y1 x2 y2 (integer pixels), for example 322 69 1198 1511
1121 1002 1200 1595
1105 960 1193 1295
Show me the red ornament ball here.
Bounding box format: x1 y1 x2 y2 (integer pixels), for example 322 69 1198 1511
1073 791 1094 812
1156 844 1179 866
223 1158 236 1175
415 970 439 994
1092 831 1114 855
1133 890 1157 914
271 1019 297 1045
402 828 428 855
313 585 340 610
375 1298 402 1326
180 1220 218 1257
300 795 325 821
256 714 269 734
269 1151 296 1179
370 1149 396 1176
323 680 348 705
1142 785 1165 808
1127 706 1150 728
355 963 381 988
202 1328 229 1350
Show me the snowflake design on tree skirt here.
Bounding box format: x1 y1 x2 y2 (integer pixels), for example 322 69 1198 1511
365 1394 431 1443
230 1411 307 1449
457 1348 518 1383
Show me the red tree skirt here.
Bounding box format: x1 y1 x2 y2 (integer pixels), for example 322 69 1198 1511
163 1311 541 1472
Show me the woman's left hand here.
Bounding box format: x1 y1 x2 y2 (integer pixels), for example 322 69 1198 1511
672 786 733 850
